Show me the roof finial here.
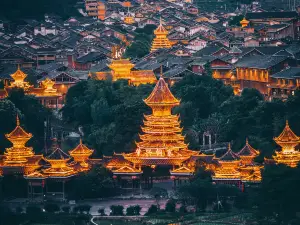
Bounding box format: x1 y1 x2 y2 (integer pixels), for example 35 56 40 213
17 64 20 70
16 114 20 126
246 137 248 144
80 138 82 145
228 142 231 150
160 65 163 78
286 120 289 127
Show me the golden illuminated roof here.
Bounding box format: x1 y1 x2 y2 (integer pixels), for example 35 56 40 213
9 66 32 89
274 120 300 144
237 139 259 157
219 144 240 162
69 139 94 155
46 147 71 161
144 77 179 106
41 78 57 93
5 115 32 141
112 165 142 175
240 17 249 27
154 18 168 35
170 166 194 175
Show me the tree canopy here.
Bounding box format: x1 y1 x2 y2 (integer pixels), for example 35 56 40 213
62 79 153 156
0 0 79 22
124 25 157 59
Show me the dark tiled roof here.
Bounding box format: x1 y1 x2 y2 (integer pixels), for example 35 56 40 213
271 67 300 79
235 55 289 69
246 11 298 20
76 52 107 64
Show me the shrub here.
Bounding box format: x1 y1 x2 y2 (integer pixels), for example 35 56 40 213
146 204 158 215
165 199 176 213
126 205 141 216
15 206 23 214
110 205 124 216
98 208 106 216
26 205 42 214
44 203 60 213
61 206 70 213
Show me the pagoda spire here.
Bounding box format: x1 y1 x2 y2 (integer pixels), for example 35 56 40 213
144 74 179 116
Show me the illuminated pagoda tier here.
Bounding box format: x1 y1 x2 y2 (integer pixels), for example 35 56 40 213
25 142 78 201
108 59 135 81
272 121 300 167
122 75 199 171
240 17 249 28
124 8 135 24
9 65 32 89
237 139 262 183
42 145 76 178
150 18 172 52
69 139 94 169
94 59 157 86
212 144 241 185
0 115 42 175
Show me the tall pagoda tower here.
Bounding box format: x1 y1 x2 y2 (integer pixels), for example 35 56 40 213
272 120 300 167
150 18 172 52
4 115 34 165
123 75 198 168
0 115 42 175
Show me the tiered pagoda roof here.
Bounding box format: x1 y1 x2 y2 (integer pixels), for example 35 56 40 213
121 76 199 170
237 138 259 166
272 121 300 167
240 17 250 28
274 120 300 151
40 141 76 178
4 115 35 164
150 18 172 52
1 115 43 175
9 66 32 89
69 139 94 168
213 144 241 181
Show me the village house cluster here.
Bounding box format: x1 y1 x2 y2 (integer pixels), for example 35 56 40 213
1 1 300 104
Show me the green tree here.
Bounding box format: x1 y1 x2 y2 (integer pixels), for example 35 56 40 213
67 166 118 199
44 203 60 213
256 164 300 225
110 205 124 216
61 206 70 213
62 80 153 156
146 205 159 215
126 205 141 216
165 199 176 213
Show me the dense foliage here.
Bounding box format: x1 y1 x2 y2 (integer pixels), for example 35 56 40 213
0 0 79 22
0 88 50 154
124 24 157 59
62 79 153 156
67 166 118 199
256 164 300 225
